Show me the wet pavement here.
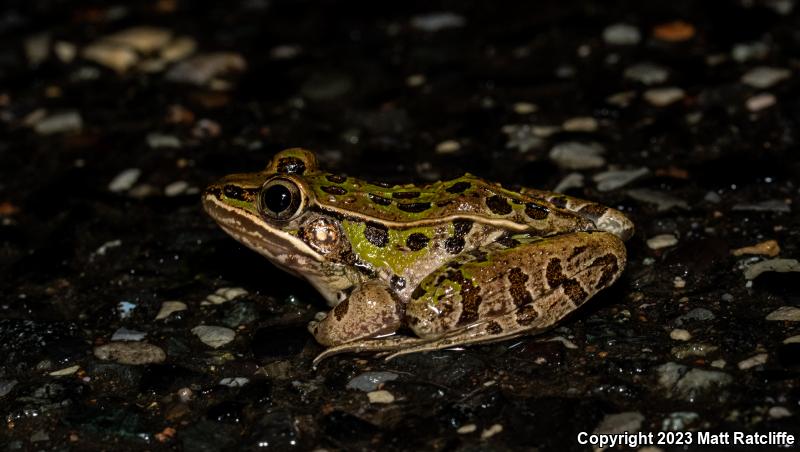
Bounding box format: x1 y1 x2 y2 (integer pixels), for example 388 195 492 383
1 0 799 450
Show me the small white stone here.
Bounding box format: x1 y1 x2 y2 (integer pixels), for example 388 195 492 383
105 26 173 53
562 116 598 132
164 180 189 197
606 91 636 107
746 93 776 112
624 63 669 85
406 74 426 87
435 140 461 154
673 276 686 289
783 335 800 344
49 365 79 376
766 306 800 321
54 41 77 63
710 359 726 368
603 23 641 46
166 52 247 87
219 377 249 387
741 66 791 88
768 406 792 419
737 353 768 370
549 141 606 170
155 301 187 320
270 44 302 60
25 33 51 66
545 336 579 349
410 12 466 32
670 329 691 341
34 111 83 135
480 424 504 439
512 102 537 114
192 325 236 348
644 87 685 107
109 168 141 192
111 327 147 342
82 41 139 73
94 342 166 365
160 36 197 62
647 234 678 250
593 167 649 192
367 389 395 404
553 172 584 193
146 133 181 149
732 41 769 63
457 424 477 434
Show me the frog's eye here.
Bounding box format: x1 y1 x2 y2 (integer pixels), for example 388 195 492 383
258 178 304 221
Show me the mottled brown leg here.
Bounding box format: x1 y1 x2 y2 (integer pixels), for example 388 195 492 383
308 281 402 347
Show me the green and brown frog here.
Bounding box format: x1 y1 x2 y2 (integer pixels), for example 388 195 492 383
203 148 633 363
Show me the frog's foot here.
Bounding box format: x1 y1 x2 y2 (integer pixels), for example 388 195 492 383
312 334 426 366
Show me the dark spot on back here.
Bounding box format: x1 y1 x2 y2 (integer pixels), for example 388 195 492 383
446 181 471 194
486 321 503 334
453 220 473 237
368 193 392 206
326 174 346 183
445 237 465 254
321 185 347 195
277 157 306 175
516 304 539 326
525 202 549 220
393 191 420 199
397 202 431 213
436 199 454 207
569 245 588 260
452 272 482 326
592 254 619 288
406 233 430 251
333 298 349 321
390 275 406 291
508 268 533 307
546 258 565 288
486 195 512 215
562 279 588 304
364 222 389 247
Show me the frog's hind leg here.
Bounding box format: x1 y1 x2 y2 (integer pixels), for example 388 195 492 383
312 335 428 366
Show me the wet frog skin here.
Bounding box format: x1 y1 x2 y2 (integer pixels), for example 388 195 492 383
203 148 633 363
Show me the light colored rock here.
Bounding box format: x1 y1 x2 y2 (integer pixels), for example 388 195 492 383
512 102 537 114
553 172 584 193
593 167 649 192
105 27 173 53
219 377 249 387
155 301 187 320
737 353 768 370
783 335 800 344
594 412 644 434
82 41 139 73
164 180 189 197
204 287 248 305
34 111 82 135
746 93 776 112
661 412 699 431
367 389 395 404
674 369 732 399
481 424 504 439
711 359 726 368
768 406 792 419
49 365 79 376
549 142 606 170
627 188 688 211
741 66 791 88
347 372 399 392
108 168 141 193
744 258 800 280
270 44 302 60
146 133 181 149
644 87 685 107
624 63 669 85
0 380 17 398
160 36 196 62
562 116 598 132
670 329 691 341
732 199 790 212
54 41 77 63
410 12 466 31
192 325 235 348
732 41 769 63
647 234 678 250
111 327 146 341
166 52 246 87
603 23 641 46
25 33 51 66
732 239 780 257
457 424 477 434
671 343 718 359
435 140 461 154
94 342 166 365
766 306 800 321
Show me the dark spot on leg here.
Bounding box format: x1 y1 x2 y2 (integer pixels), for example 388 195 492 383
364 222 389 247
546 258 565 288
455 274 482 326
486 321 503 334
445 237 465 254
277 157 306 175
326 174 346 183
562 279 588 304
393 191 420 199
397 202 431 213
446 181 471 193
516 305 539 326
411 286 427 300
333 298 349 321
368 193 392 206
321 185 347 195
568 245 588 260
525 202 549 220
453 220 473 236
406 233 430 251
390 275 406 291
592 254 619 288
486 195 512 215
508 268 533 307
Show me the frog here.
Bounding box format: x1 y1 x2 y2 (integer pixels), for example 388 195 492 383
203 148 633 364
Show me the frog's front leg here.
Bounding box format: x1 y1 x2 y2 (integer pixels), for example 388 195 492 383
308 281 403 346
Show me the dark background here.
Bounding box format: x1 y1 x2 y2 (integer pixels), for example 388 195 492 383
1 0 799 450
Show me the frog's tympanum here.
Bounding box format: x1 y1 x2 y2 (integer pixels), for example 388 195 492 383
203 149 633 363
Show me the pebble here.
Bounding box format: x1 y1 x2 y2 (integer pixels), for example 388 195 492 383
627 188 689 211
553 173 584 193
410 12 466 32
672 343 718 359
406 74 426 87
545 336 579 350
732 199 790 212
25 33 51 66
480 424 504 439
766 306 800 321
737 353 768 370
548 142 606 170
160 36 197 63
768 407 792 419
512 102 537 114
731 239 780 257
653 21 696 42
593 167 649 192
204 287 248 305
117 301 137 318
270 44 302 60
111 327 146 341
192 325 236 348
644 87 685 107
0 380 17 398
741 66 791 88
744 258 800 280
647 234 678 250
108 168 142 193
346 371 399 392
367 390 395 404
155 301 187 320
624 63 669 85
783 335 800 344
219 377 249 387
166 52 247 88
54 41 77 63
711 359 726 368
34 111 83 135
670 329 691 341
502 124 545 152
82 41 138 73
30 430 49 443
435 140 461 154
594 412 644 434
746 93 776 112
164 181 189 197
562 116 598 132
602 23 641 46
457 424 477 434
146 133 181 149
675 308 716 324
606 91 637 107
661 412 699 431
675 368 732 399
732 41 769 63
93 342 166 365
673 276 686 289
104 26 173 53
48 365 79 376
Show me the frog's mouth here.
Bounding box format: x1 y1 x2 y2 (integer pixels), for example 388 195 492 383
202 189 325 278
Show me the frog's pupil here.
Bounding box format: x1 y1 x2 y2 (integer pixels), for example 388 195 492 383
265 185 292 213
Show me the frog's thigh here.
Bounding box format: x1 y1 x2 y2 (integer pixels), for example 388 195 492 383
309 281 403 346
406 231 626 341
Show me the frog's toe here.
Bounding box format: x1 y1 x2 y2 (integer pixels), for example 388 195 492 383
312 335 426 366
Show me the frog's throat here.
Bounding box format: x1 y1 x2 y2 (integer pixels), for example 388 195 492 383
203 193 325 276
